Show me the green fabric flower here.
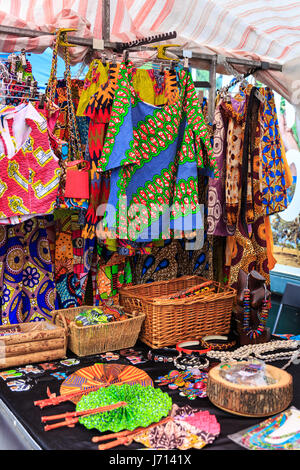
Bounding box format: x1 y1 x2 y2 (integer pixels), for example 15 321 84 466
76 383 172 432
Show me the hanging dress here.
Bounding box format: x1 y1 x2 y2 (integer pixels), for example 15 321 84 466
98 61 218 242
130 99 214 285
224 87 271 288
82 63 121 239
207 97 234 237
82 63 181 241
259 87 290 216
84 64 182 302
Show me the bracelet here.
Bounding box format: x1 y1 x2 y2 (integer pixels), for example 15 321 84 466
147 348 179 364
174 353 210 371
176 340 211 355
199 335 236 351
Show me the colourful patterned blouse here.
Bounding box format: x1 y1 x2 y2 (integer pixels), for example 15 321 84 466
0 103 61 220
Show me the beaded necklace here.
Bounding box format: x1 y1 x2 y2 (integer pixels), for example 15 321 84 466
46 29 83 163
243 279 270 339
207 340 300 367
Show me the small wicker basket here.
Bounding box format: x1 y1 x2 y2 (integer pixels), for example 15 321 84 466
53 306 145 357
119 275 236 348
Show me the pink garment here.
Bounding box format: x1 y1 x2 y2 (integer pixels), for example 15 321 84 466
0 103 61 219
35 101 60 134
34 101 65 156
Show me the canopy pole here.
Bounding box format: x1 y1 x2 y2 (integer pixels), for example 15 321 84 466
102 0 110 42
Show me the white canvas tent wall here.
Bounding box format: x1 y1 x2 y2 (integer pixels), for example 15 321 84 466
0 0 298 108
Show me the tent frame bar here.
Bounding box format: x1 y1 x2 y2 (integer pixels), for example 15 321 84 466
0 21 283 122
0 24 282 73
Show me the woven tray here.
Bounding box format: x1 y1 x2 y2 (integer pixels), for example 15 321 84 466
53 306 145 357
119 275 236 348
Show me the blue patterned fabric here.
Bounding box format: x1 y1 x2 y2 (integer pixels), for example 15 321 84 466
0 216 58 324
260 88 288 215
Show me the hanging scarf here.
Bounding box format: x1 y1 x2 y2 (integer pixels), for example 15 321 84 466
240 86 261 235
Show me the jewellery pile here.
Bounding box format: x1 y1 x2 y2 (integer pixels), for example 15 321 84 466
172 340 211 371
178 372 208 400
207 340 300 367
155 370 193 389
155 369 208 400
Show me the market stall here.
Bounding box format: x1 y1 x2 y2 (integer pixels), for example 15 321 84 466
0 0 299 452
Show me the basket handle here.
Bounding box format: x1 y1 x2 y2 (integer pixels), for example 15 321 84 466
52 311 69 335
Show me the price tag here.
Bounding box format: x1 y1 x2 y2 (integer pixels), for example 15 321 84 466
254 88 265 103
93 38 104 50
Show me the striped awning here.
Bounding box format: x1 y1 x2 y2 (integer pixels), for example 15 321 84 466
0 0 299 104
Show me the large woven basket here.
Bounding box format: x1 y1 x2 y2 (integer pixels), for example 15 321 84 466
119 275 236 348
53 306 145 357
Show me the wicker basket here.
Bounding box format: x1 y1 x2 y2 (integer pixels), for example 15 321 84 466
119 275 236 349
53 306 145 357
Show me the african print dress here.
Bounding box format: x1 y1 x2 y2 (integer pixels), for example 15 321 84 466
223 87 271 289
259 87 289 215
82 63 182 241
207 98 234 237
82 63 121 239
83 64 190 300
98 61 218 242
